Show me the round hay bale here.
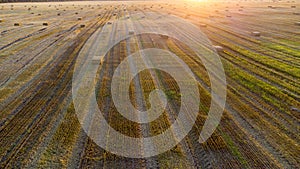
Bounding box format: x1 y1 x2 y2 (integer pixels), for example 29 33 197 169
107 21 112 25
251 31 261 37
80 24 85 28
290 107 300 113
75 12 78 15
14 23 20 26
214 46 224 52
0 19 3 23
295 22 300 26
77 17 82 20
129 30 134 35
160 34 169 39
57 13 61 16
199 23 207 27
37 14 41 16
42 22 48 26
291 5 296 8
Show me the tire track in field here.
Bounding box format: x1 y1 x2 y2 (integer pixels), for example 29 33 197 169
0 13 110 168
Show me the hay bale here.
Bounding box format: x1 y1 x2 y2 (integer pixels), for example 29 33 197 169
129 30 134 35
75 12 78 15
251 31 261 37
290 107 300 112
214 46 224 52
291 5 296 8
80 24 85 28
199 23 207 27
293 12 300 15
0 19 3 23
226 15 232 18
77 17 82 20
37 14 41 16
295 22 300 26
107 21 112 25
14 23 20 26
42 22 48 26
160 34 169 39
57 13 61 16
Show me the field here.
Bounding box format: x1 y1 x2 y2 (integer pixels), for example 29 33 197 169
0 0 299 168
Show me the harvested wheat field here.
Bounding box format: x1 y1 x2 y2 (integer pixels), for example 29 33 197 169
0 0 299 168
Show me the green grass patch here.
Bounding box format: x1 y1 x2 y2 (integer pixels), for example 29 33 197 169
263 42 300 58
224 61 296 112
220 131 249 168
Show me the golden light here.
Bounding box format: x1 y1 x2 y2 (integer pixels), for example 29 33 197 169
186 0 208 3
